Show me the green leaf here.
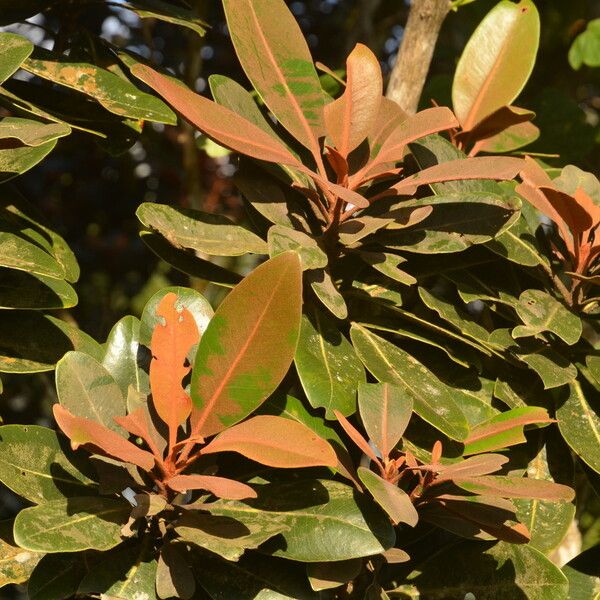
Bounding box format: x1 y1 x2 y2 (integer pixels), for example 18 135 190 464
569 19 600 70
125 0 207 36
23 52 176 124
0 117 71 146
0 139 57 183
0 424 98 503
205 479 394 562
400 541 568 599
307 268 348 320
140 285 213 347
222 0 324 155
191 253 302 437
513 289 582 346
384 193 519 254
556 379 600 474
514 436 575 554
0 312 102 373
140 231 242 288
562 546 600 600
0 268 77 309
175 510 289 562
463 407 553 455
137 202 267 257
78 541 158 600
0 33 33 84
56 351 126 433
102 315 149 396
358 382 412 458
295 308 364 419
0 520 42 588
486 214 545 267
193 551 318 600
358 252 416 286
268 225 327 270
0 231 65 279
452 0 540 131
28 554 87 600
350 324 469 441
357 467 418 526
14 497 131 553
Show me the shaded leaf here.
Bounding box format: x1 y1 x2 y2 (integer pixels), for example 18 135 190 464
0 117 70 146
562 545 600 600
28 554 87 600
191 253 302 437
307 559 362 591
126 0 207 36
14 497 130 553
0 520 42 588
156 541 194 600
268 225 327 270
0 269 77 310
167 474 257 500
0 138 57 184
307 268 348 320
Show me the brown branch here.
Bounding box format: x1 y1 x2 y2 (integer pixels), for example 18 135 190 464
386 0 451 114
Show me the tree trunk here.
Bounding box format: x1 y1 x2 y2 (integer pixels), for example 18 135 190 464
386 0 451 114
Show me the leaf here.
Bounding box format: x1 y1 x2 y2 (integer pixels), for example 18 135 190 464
453 475 575 501
168 474 256 500
191 252 302 437
324 43 382 157
202 414 337 469
222 0 324 155
350 324 469 441
475 119 540 154
130 63 300 166
137 202 267 257
150 292 199 446
562 546 600 600
434 454 509 479
0 268 77 310
193 551 318 600
55 351 126 434
569 19 600 70
268 226 327 270
102 316 149 396
358 252 416 286
0 139 58 184
53 404 155 471
14 497 131 553
0 230 65 279
358 467 418 526
0 117 70 146
126 0 207 36
452 0 540 131
0 520 42 588
175 510 288 562
486 213 545 267
358 382 412 458
556 379 600 475
0 424 97 503
463 406 554 455
78 541 158 600
401 540 568 599
295 308 364 419
514 436 575 554
513 289 582 346
0 313 102 373
384 193 520 254
205 479 395 562
140 286 213 347
156 541 194 600
0 33 33 84
307 268 348 320
307 559 362 592
23 52 176 124
28 554 87 600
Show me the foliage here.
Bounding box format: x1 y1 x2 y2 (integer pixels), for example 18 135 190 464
0 0 598 598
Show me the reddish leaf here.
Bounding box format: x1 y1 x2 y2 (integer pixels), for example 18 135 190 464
190 253 302 438
324 43 382 157
391 156 524 196
433 454 509 480
201 415 337 468
540 187 593 234
167 474 256 500
367 97 408 161
454 475 575 501
334 409 381 468
114 407 164 459
53 404 155 471
130 64 301 167
149 292 199 448
463 407 554 456
358 383 412 459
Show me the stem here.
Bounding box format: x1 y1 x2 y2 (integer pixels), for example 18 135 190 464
386 0 451 114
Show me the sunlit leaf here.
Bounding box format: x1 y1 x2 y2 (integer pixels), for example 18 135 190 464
0 32 33 84
0 520 42 588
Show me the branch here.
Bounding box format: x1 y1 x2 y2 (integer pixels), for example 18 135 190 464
386 0 451 114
